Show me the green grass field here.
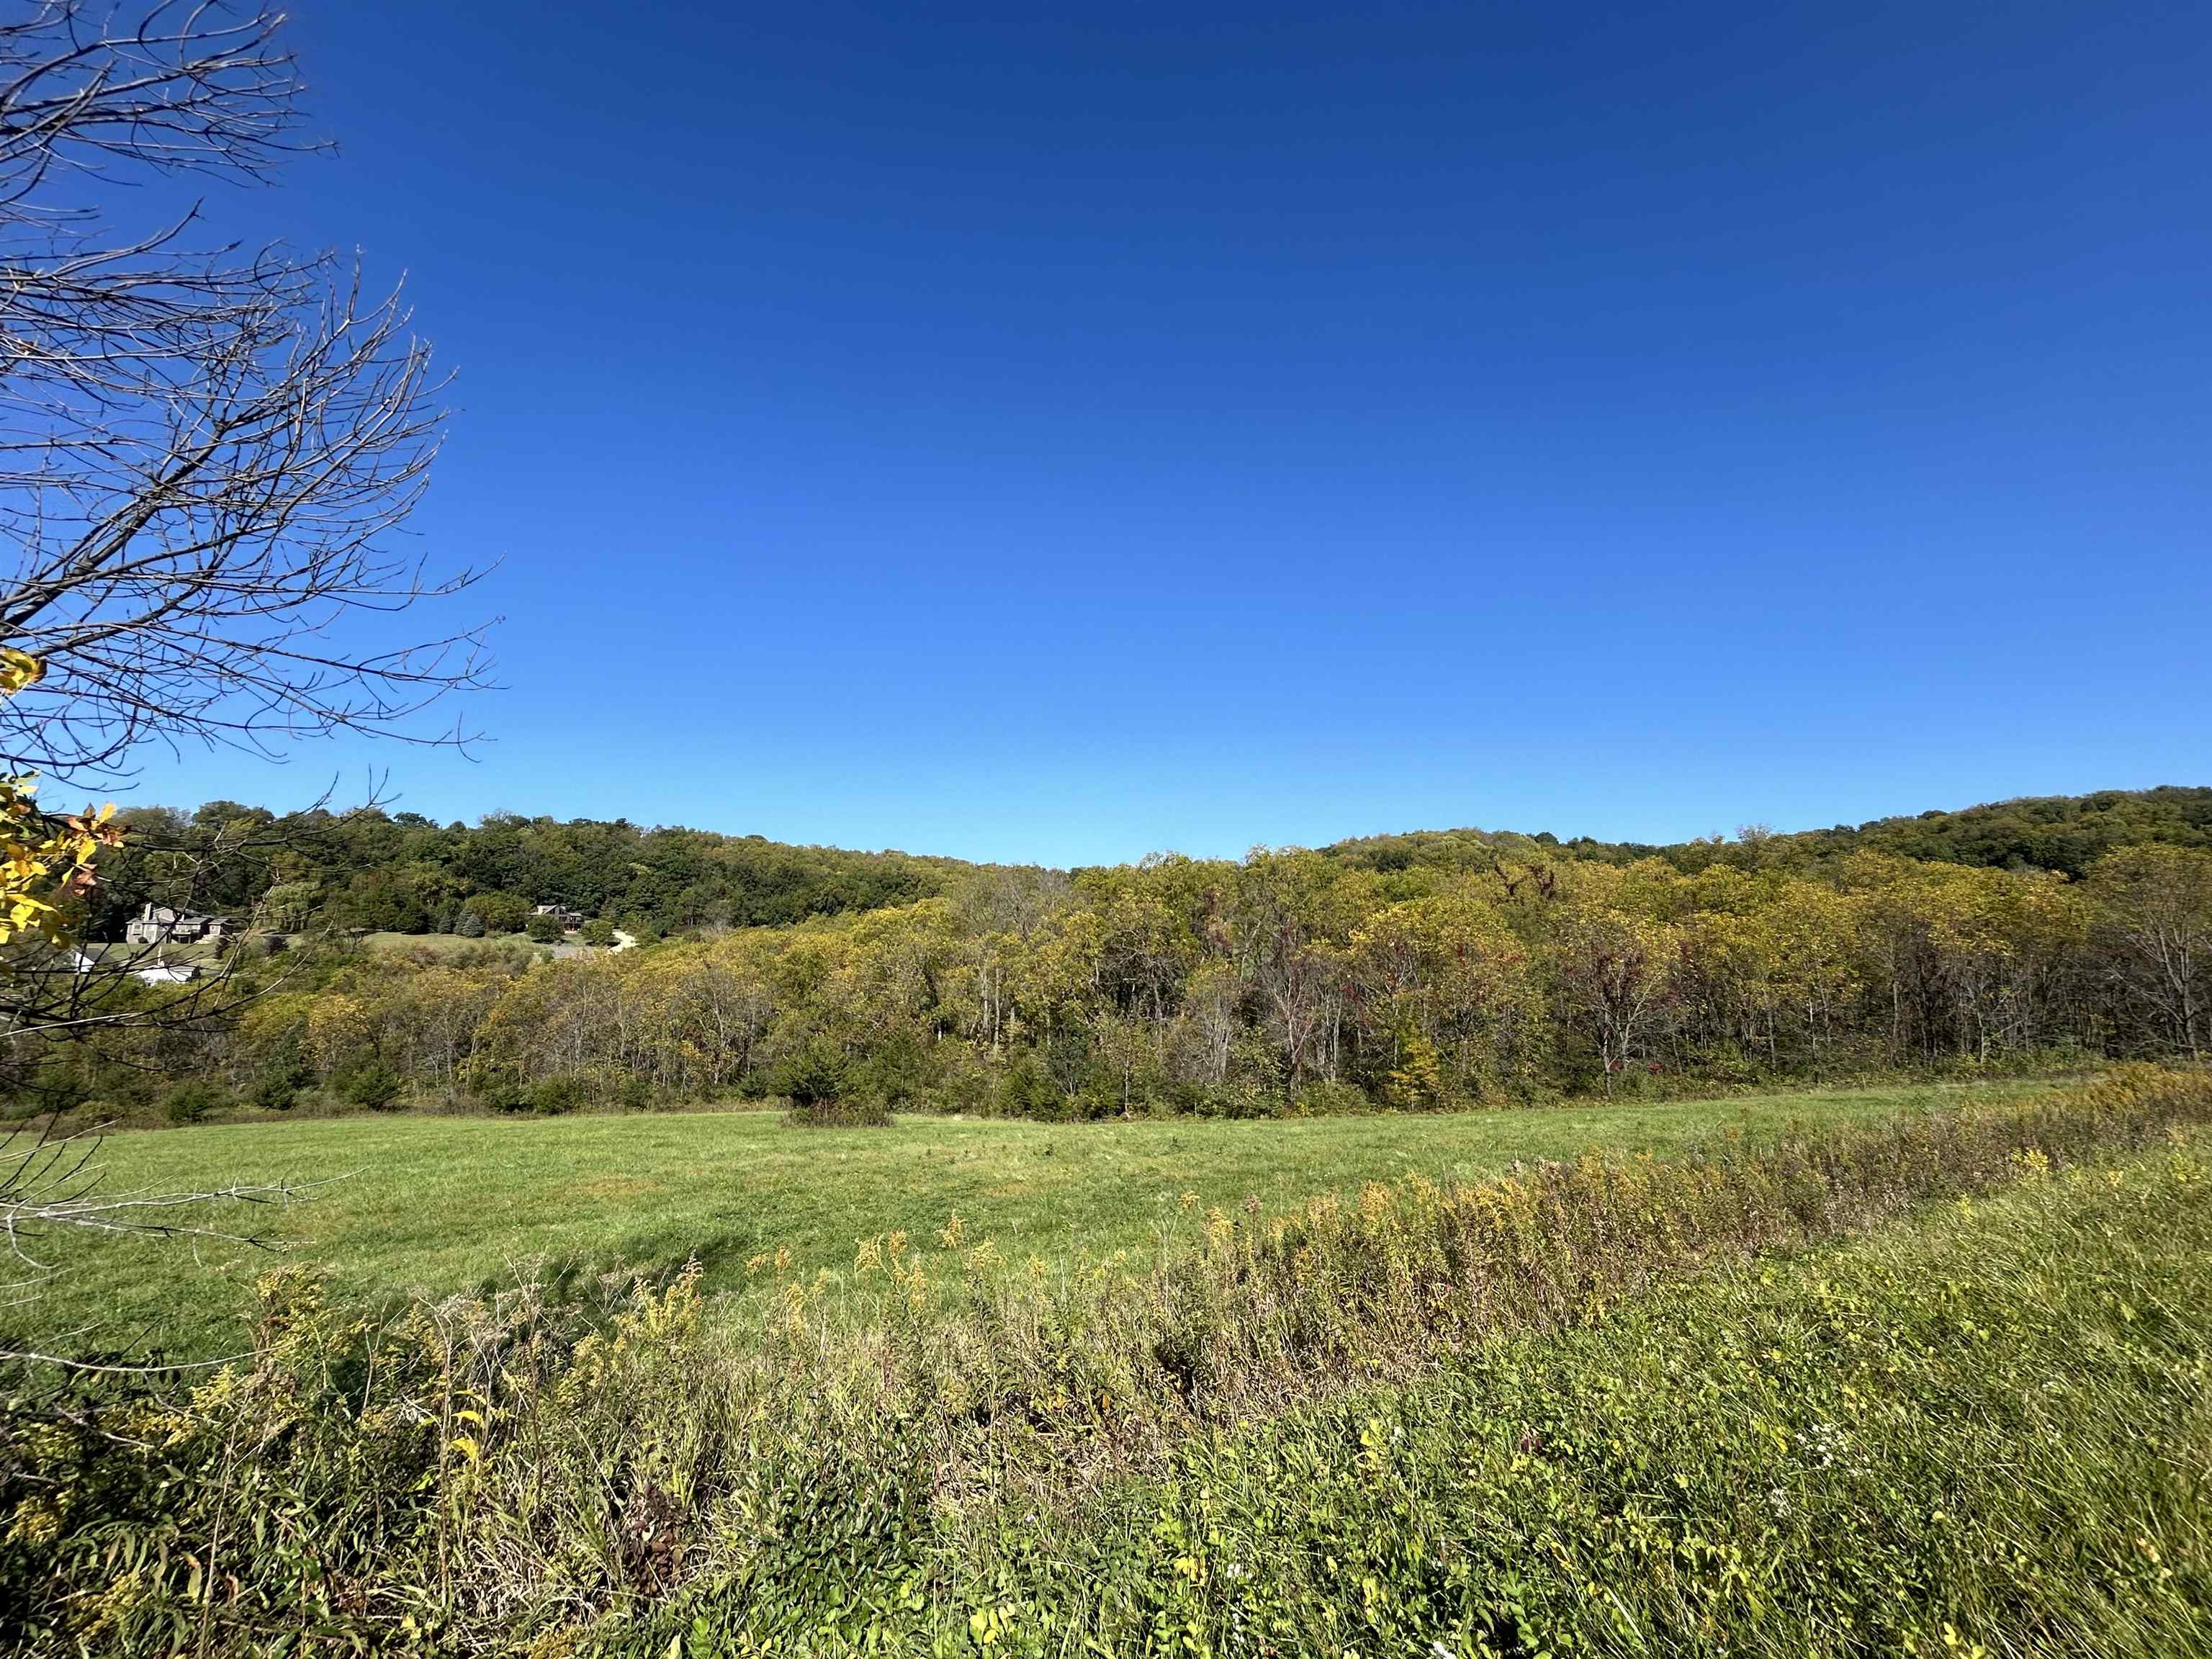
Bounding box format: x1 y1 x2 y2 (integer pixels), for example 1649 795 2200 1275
12 1076 2062 1357
11 1069 2207 1655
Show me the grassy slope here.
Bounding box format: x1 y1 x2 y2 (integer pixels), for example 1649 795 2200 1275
629 1133 2208 1658
13 1077 2059 1358
1040 1140 2212 1658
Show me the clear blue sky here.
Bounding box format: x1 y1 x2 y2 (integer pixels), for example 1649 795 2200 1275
127 0 2211 866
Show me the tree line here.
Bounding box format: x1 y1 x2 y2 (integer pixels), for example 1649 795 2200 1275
1321 784 2212 881
86 804 957 941
32 805 2212 1122
86 786 2212 947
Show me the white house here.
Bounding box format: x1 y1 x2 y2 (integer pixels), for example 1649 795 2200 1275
124 903 229 947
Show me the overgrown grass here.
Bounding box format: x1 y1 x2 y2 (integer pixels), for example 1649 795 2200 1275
953 1129 2212 1658
356 930 552 958
8 1076 2056 1356
4 1066 2204 1656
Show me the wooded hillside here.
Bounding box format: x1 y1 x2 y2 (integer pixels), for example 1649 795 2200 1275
30 787 2210 1123
89 786 2212 943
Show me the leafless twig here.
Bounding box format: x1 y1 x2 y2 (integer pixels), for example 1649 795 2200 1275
0 1112 328 1291
0 1 494 786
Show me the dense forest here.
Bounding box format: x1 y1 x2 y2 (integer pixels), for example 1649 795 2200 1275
85 804 957 940
88 785 2212 941
24 787 2209 1123
1325 784 2212 881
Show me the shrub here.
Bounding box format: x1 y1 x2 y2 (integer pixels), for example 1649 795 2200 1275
853 1029 935 1109
992 1049 1058 1118
1179 1075 1282 1118
580 917 618 948
1292 1078 1373 1117
769 1040 894 1125
247 1063 312 1113
453 909 486 939
475 1076 531 1112
529 1074 590 1115
524 912 563 943
1382 1030 1447 1107
336 1061 404 1111
932 1051 994 1115
768 1040 850 1111
161 1079 227 1124
783 1094 892 1128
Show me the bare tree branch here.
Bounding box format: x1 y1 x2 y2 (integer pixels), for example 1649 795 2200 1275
0 6 476 1328
0 1112 326 1312
0 0 493 786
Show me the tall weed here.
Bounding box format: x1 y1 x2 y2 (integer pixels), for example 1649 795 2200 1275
4 1064 2210 1655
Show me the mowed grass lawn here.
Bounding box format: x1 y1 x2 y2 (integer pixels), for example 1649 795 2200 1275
14 1078 2064 1357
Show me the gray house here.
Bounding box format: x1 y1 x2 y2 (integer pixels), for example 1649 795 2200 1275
124 902 230 947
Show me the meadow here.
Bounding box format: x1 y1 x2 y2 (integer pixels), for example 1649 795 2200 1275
976 1128 2212 1656
6 1066 2206 1656
11 1077 2062 1357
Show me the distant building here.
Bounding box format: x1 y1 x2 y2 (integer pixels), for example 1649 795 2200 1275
124 903 230 946
531 903 585 929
